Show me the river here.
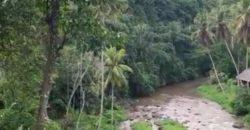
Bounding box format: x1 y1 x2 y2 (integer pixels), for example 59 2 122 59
120 78 246 130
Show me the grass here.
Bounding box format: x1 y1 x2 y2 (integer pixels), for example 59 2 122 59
131 121 152 130
156 119 187 130
197 81 237 112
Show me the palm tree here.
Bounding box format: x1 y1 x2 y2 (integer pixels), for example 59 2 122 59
94 1 128 129
193 16 225 94
234 5 250 69
97 47 132 130
104 47 132 129
215 11 239 75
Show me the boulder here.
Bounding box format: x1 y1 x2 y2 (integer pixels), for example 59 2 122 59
232 122 244 129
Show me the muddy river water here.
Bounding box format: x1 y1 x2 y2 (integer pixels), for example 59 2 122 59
120 78 247 130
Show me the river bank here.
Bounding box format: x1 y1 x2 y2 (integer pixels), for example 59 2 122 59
120 78 246 130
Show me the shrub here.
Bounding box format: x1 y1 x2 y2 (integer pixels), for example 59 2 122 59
232 88 250 116
209 71 228 84
61 105 127 130
128 71 158 97
45 120 62 130
0 109 35 130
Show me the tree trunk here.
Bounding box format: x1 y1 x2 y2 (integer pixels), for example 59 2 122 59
76 87 85 130
98 74 110 129
97 50 111 130
111 85 114 129
98 49 105 130
224 41 239 74
246 47 249 69
66 62 90 115
37 52 55 130
37 0 60 130
208 51 225 94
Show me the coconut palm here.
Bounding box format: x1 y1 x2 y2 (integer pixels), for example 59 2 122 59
104 47 132 129
193 14 225 94
234 4 250 69
94 1 128 129
193 22 214 47
215 11 239 75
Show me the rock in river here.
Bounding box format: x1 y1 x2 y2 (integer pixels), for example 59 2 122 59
232 121 244 129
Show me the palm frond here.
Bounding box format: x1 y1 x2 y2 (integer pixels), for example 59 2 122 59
104 46 132 88
119 64 133 73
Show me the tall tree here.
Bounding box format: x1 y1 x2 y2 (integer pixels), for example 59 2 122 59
92 1 129 129
193 16 225 93
234 3 250 69
37 0 65 129
215 11 239 74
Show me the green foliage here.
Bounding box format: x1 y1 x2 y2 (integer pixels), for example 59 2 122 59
128 0 202 24
0 0 42 129
51 47 103 115
131 121 152 130
230 84 250 127
63 105 127 130
125 21 204 96
209 72 229 84
208 43 245 77
0 0 41 107
232 88 250 116
105 47 132 88
45 120 62 130
0 108 35 130
156 119 187 130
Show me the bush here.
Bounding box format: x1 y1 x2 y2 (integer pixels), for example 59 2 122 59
209 71 228 84
0 109 35 130
128 71 159 97
45 120 62 130
232 88 250 116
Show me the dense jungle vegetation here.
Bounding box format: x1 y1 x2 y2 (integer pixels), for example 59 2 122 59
1 0 250 129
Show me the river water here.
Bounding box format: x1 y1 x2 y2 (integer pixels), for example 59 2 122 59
120 78 246 130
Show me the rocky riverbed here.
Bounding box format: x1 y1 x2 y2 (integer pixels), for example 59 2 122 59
120 78 246 130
